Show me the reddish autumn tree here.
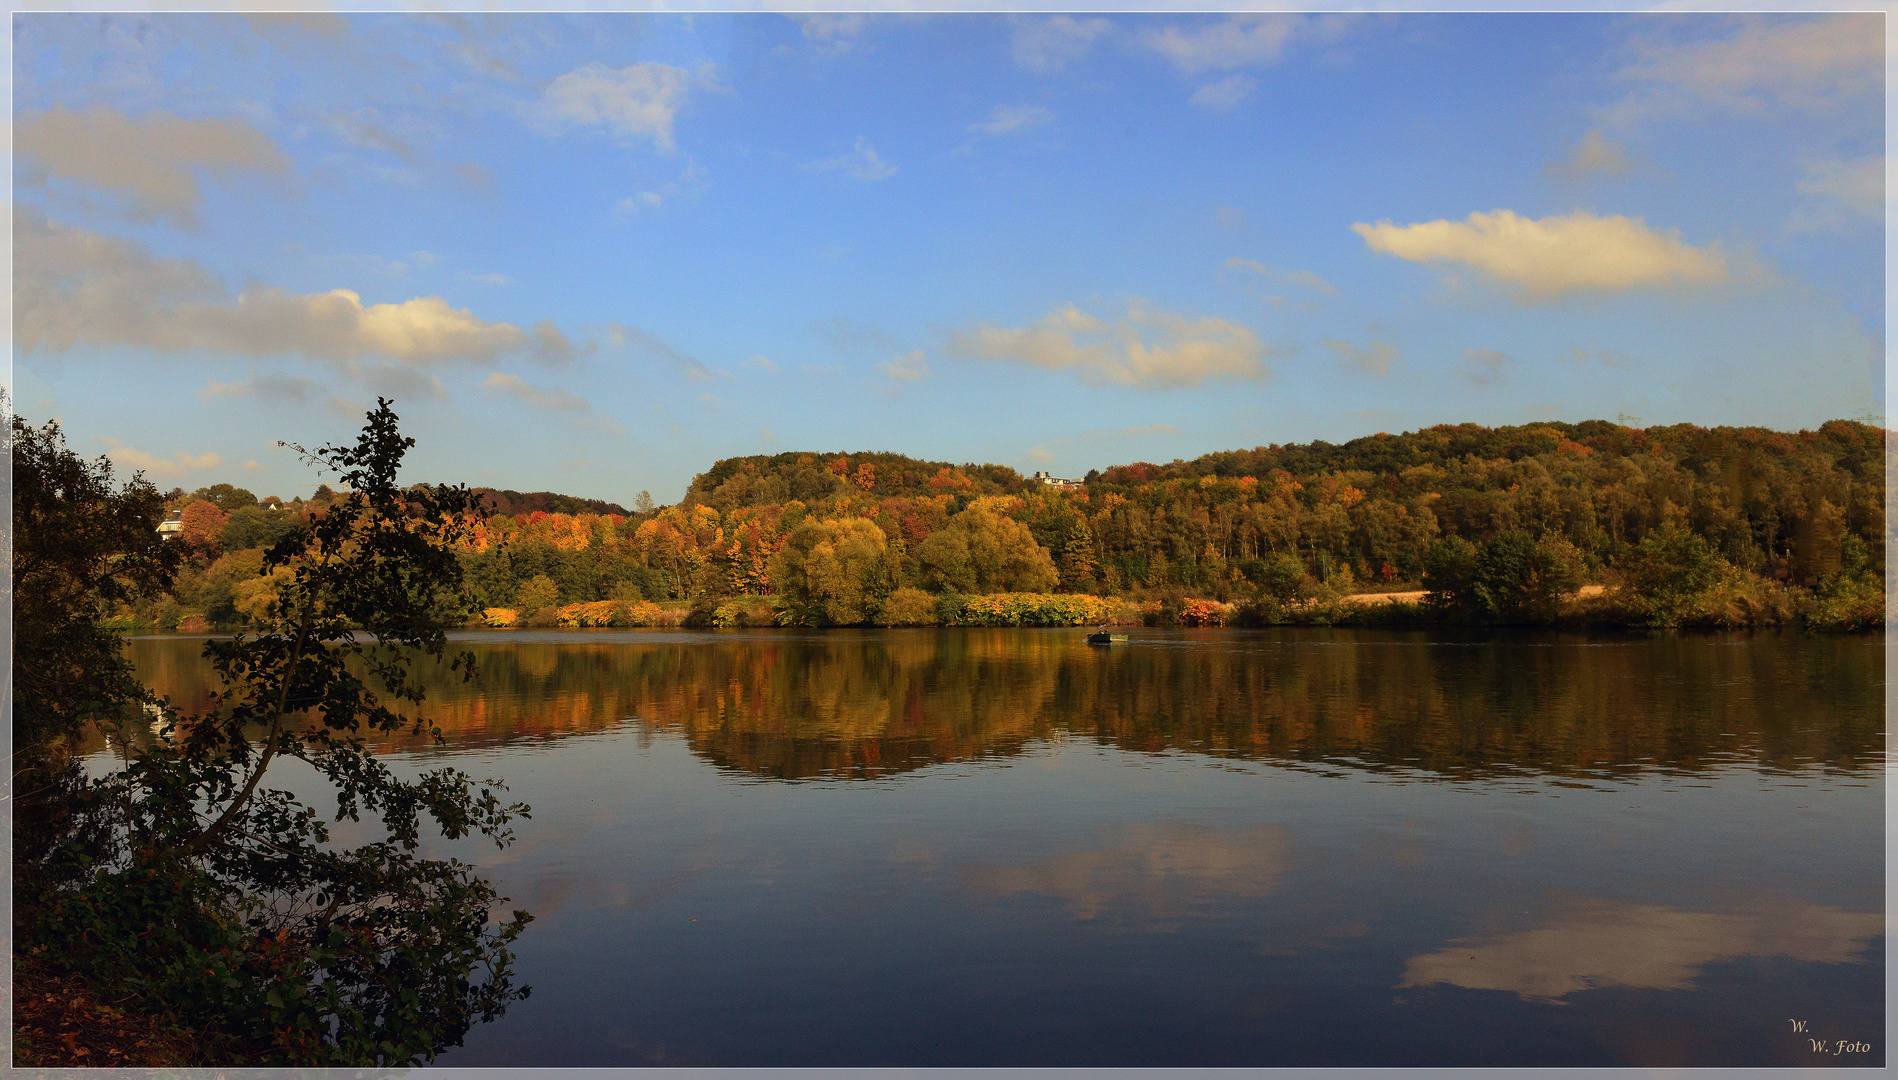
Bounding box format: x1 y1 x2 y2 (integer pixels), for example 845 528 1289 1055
178 499 230 555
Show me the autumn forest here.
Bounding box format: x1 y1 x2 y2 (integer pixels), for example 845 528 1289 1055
134 418 1887 634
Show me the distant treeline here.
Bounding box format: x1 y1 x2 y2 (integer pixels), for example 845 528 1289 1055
125 419 1885 632
473 487 632 518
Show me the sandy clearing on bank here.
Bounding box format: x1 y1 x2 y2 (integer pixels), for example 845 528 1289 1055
1344 584 1606 606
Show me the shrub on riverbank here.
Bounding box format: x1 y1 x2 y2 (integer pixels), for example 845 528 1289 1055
875 587 939 626
935 592 1141 627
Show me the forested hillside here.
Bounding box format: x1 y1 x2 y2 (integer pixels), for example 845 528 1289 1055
122 419 1885 632
682 451 1032 509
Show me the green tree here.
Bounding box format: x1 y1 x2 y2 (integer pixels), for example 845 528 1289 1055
187 483 261 513
1058 517 1099 591
26 401 532 1066
1615 524 1733 626
1251 552 1311 604
916 507 1058 594
1469 531 1584 623
11 412 183 888
770 517 894 625
517 573 561 614
1421 536 1480 611
221 504 301 551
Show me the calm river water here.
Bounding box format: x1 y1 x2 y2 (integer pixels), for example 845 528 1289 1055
120 627 1885 1068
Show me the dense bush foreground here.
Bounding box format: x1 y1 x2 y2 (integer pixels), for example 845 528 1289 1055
15 403 530 1067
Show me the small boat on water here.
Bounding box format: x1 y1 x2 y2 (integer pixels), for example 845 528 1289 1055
1085 632 1128 644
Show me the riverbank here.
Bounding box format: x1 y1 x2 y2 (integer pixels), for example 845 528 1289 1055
108 579 1883 636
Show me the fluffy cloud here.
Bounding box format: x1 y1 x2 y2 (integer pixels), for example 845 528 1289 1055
99 437 223 480
482 373 587 412
543 62 693 150
1402 899 1882 1003
967 105 1056 137
946 300 1270 389
1010 15 1111 74
1323 338 1397 377
1140 14 1358 75
1352 209 1728 301
1789 156 1882 230
17 209 583 368
1607 15 1880 123
1545 130 1633 180
16 105 290 227
804 137 897 181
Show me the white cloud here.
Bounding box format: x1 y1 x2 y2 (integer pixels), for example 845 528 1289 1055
1190 75 1256 110
967 105 1056 137
482 373 587 412
16 105 290 227
1323 338 1398 377
794 14 868 56
99 437 223 480
619 191 664 215
945 299 1271 390
1606 15 1881 124
543 62 693 151
805 137 897 181
615 155 708 219
1010 15 1111 74
880 349 929 381
1545 130 1633 180
1402 899 1881 1003
17 208 583 368
1141 14 1359 75
1461 347 1512 386
1789 156 1882 231
1351 209 1729 301
744 354 778 372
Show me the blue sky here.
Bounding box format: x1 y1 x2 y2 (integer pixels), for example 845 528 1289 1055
12 12 1884 505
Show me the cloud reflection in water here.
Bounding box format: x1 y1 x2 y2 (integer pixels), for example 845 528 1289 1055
966 822 1291 922
1401 898 1882 1002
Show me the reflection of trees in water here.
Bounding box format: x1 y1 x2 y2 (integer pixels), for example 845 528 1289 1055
122 630 1881 781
